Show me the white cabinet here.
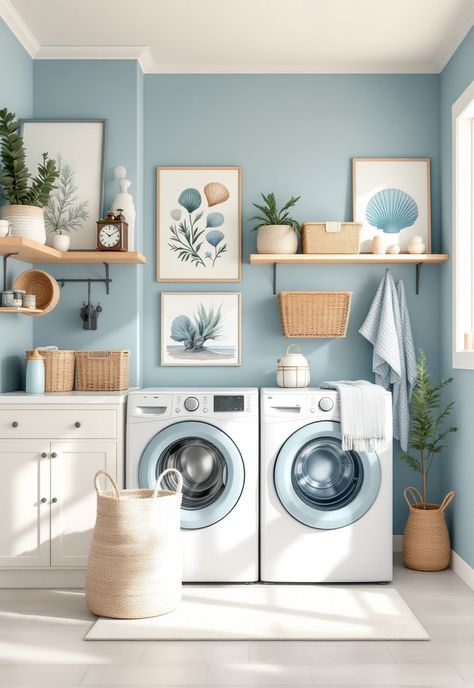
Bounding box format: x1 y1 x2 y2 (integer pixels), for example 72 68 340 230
0 395 125 584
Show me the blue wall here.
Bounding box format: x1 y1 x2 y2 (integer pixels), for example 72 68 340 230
440 28 474 568
0 19 33 391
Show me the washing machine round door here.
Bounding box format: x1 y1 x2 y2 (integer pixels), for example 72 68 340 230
274 421 381 529
139 421 244 530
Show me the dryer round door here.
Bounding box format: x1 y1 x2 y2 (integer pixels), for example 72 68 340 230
139 421 245 530
274 421 381 530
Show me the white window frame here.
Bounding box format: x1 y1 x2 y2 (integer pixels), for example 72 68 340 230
453 80 474 369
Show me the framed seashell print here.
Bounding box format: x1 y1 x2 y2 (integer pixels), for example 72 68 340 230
157 166 241 281
352 158 431 253
161 292 241 366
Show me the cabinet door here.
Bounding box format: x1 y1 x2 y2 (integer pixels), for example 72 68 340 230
0 440 50 568
50 440 117 568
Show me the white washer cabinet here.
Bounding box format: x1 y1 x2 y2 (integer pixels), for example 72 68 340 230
0 392 127 587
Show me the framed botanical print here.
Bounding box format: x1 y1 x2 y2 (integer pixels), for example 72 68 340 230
157 166 241 282
161 292 241 366
20 119 106 250
353 158 431 253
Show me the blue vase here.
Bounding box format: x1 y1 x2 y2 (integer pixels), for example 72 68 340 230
25 349 45 394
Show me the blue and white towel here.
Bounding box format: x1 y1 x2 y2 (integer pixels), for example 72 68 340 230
320 380 386 452
359 270 417 451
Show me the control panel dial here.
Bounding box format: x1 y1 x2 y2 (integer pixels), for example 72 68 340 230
318 397 334 412
184 396 200 412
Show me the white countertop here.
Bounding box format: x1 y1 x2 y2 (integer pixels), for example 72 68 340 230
0 390 134 404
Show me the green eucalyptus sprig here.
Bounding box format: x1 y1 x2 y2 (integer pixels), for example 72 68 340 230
0 108 58 207
249 192 301 233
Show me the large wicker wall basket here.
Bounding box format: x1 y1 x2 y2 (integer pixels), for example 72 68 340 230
403 487 455 572
86 469 183 619
279 291 352 338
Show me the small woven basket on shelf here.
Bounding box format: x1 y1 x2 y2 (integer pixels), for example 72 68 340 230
75 350 130 391
403 486 455 572
279 291 352 338
13 269 60 315
302 222 361 254
26 349 75 392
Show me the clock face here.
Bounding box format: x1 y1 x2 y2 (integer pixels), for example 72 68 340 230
99 224 120 248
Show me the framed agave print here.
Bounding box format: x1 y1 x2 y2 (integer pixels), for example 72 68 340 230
157 166 241 282
352 158 431 253
161 292 241 366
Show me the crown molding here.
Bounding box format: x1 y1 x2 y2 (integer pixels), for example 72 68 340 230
434 0 474 72
142 62 438 74
35 45 149 62
0 0 39 57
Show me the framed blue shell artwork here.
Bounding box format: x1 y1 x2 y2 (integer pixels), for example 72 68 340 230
157 167 242 282
352 158 431 253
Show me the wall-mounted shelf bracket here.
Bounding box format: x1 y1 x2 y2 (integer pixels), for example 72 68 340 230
273 263 277 295
56 262 112 295
415 263 422 295
2 252 19 292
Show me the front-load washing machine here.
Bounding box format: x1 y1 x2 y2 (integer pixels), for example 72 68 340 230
260 388 393 582
127 388 258 582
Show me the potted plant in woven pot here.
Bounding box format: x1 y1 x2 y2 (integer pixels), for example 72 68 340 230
0 108 58 245
249 192 301 254
402 350 457 571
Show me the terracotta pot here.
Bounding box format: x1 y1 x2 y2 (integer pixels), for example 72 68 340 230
403 486 455 571
0 205 46 244
256 225 298 254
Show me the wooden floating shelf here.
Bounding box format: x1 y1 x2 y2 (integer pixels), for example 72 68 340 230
0 306 43 314
0 237 146 265
250 253 449 265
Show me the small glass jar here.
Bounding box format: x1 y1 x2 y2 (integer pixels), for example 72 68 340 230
13 289 25 307
1 291 14 307
22 293 36 309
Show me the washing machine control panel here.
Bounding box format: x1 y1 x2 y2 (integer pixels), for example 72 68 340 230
172 393 253 416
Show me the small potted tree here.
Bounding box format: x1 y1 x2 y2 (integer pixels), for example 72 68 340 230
402 350 457 571
0 108 58 245
249 192 301 254
44 156 89 251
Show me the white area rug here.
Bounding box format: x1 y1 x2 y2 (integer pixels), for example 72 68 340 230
86 584 428 641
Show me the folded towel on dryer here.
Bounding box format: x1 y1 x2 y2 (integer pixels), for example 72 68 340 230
320 380 386 452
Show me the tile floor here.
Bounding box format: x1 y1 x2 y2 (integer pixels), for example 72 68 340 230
1 555 474 686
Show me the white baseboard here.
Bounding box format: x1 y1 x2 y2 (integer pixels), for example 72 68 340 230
393 535 403 552
0 569 85 588
450 550 474 591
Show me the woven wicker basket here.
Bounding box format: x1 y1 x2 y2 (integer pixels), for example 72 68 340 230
279 291 352 338
75 350 129 391
403 487 455 572
302 222 362 254
86 469 183 619
26 349 75 392
13 269 60 316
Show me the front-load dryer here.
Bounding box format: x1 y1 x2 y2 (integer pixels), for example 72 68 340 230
127 388 258 582
260 388 393 583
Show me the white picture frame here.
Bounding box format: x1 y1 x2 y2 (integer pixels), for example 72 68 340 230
157 167 242 282
352 158 431 253
161 292 241 367
20 119 106 250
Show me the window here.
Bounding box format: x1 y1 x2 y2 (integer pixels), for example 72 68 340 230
453 80 474 369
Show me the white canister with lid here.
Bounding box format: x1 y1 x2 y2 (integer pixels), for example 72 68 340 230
277 344 310 388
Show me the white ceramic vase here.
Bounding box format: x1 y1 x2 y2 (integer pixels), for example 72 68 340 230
0 205 46 244
52 233 71 252
110 166 136 250
276 344 310 388
256 225 298 254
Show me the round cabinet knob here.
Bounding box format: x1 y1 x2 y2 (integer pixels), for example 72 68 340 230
184 396 199 412
40 497 47 503
74 421 81 428
51 498 58 504
51 452 57 459
11 421 18 428
319 397 334 412
41 452 47 459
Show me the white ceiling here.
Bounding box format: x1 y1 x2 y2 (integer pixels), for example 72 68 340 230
1 0 474 73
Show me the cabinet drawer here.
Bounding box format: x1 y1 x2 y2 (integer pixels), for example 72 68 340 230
0 409 117 439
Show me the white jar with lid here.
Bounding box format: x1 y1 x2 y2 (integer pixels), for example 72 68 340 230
276 344 310 388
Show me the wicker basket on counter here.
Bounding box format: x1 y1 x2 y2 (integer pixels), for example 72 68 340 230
26 349 75 392
279 291 352 338
75 350 130 391
302 222 362 254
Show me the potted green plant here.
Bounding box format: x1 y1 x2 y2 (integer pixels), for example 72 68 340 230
401 350 457 571
44 156 89 252
0 108 58 245
249 192 301 254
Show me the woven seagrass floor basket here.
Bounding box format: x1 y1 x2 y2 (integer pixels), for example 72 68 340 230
86 469 183 619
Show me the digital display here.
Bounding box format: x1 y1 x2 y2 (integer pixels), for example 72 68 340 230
214 395 245 412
